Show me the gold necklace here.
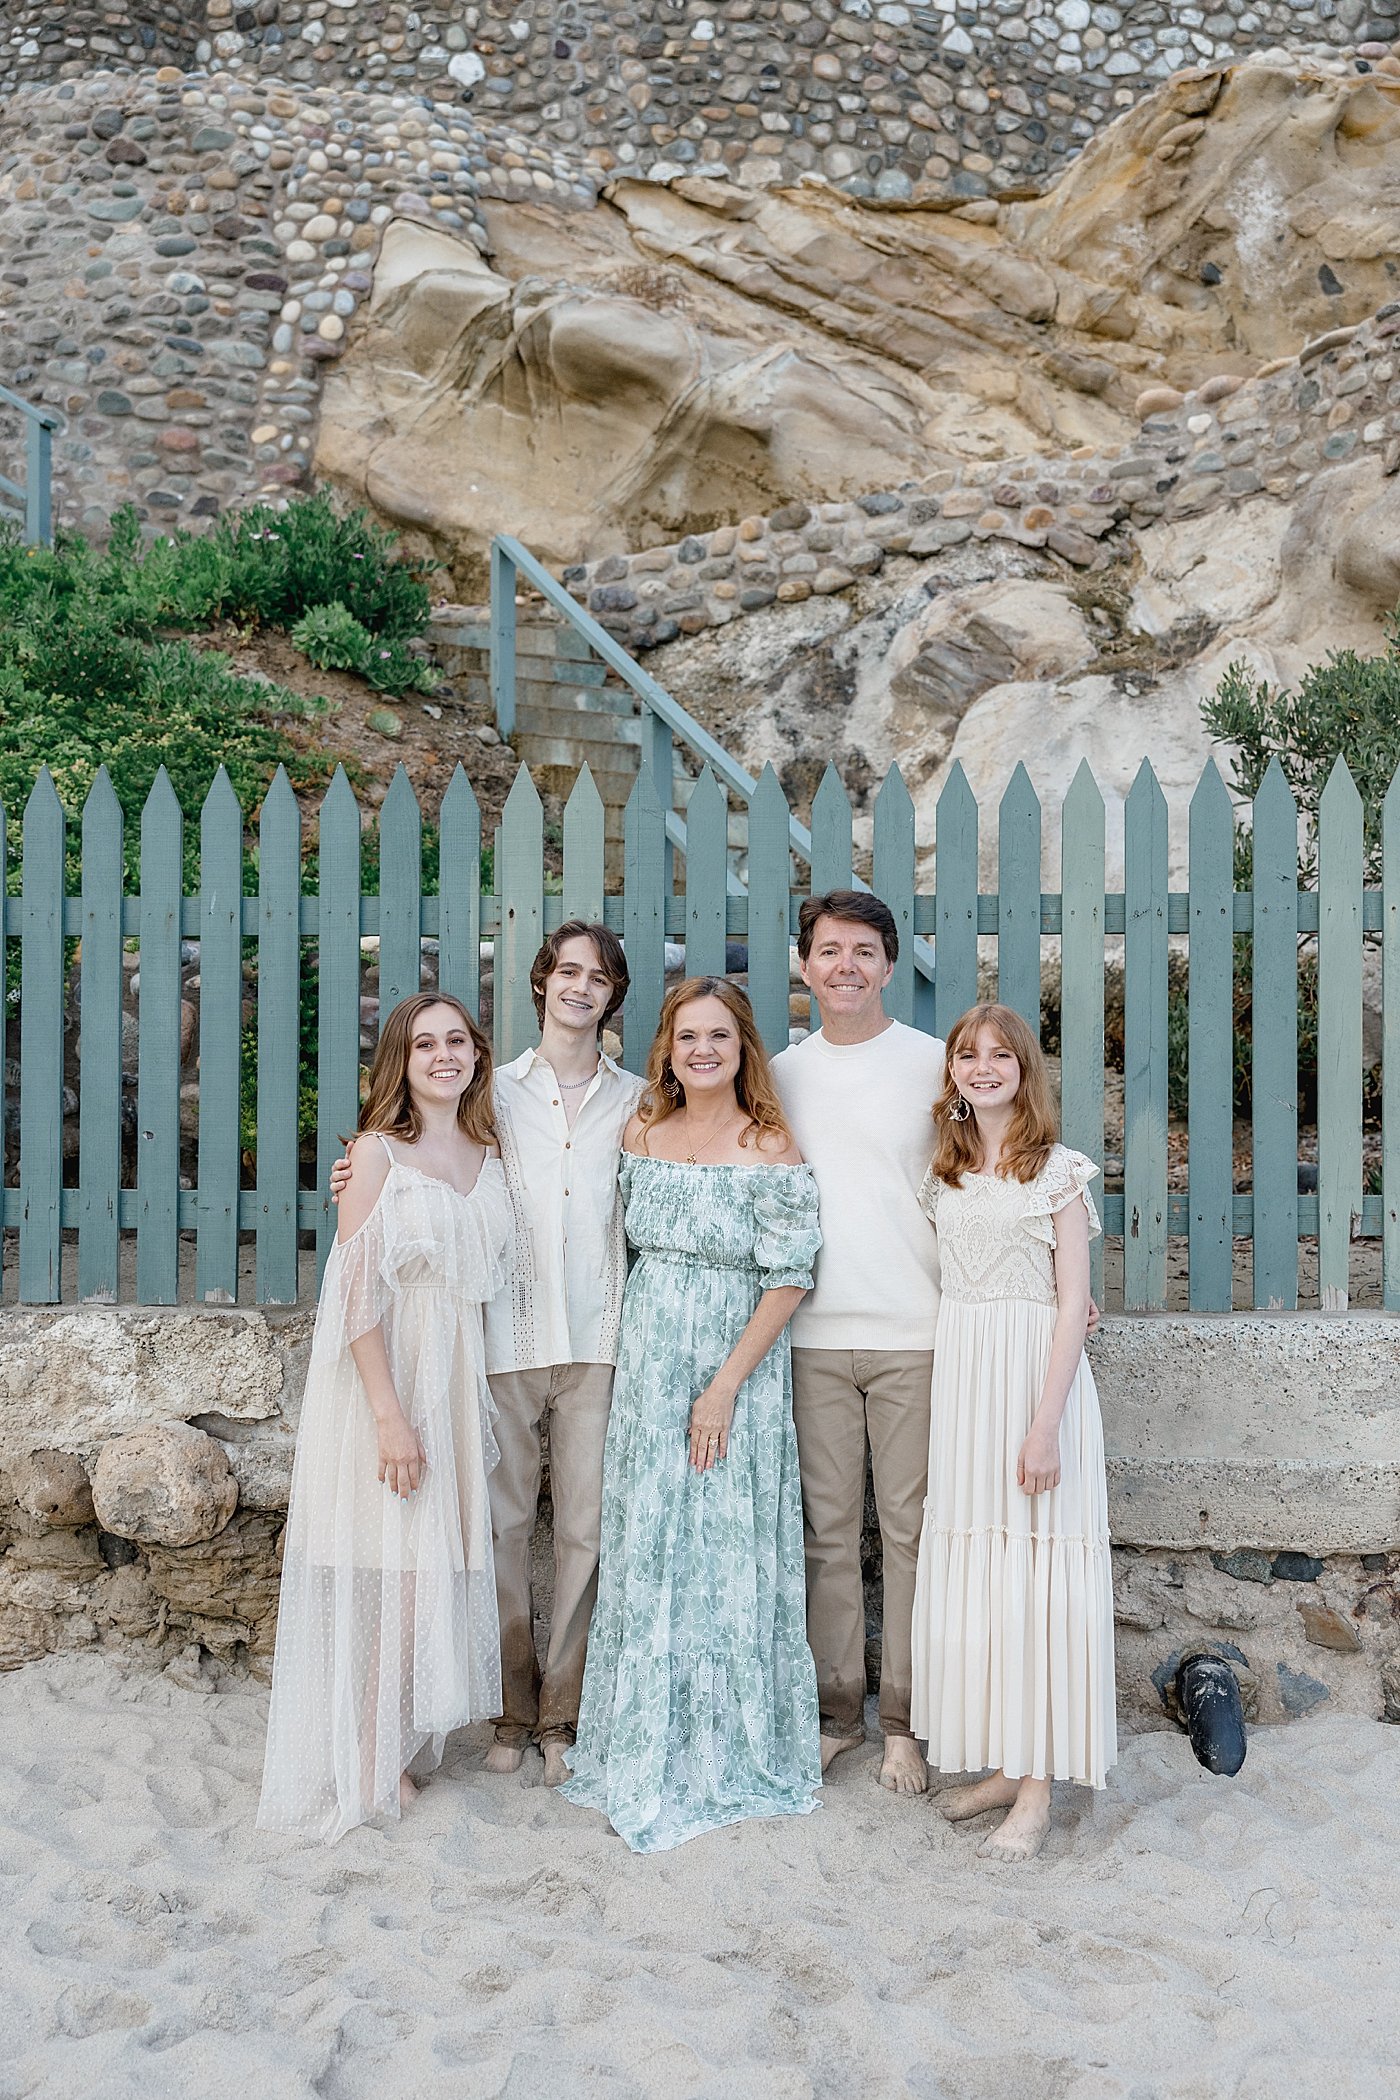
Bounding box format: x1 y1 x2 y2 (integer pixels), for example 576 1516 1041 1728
681 1112 742 1165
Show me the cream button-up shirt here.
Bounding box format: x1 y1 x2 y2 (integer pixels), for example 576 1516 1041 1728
484 1047 645 1375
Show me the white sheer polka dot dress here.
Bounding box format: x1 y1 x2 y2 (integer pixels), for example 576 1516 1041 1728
258 1136 511 1842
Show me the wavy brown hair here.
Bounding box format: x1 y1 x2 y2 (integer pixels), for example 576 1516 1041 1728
636 977 790 1151
929 1002 1056 1188
358 993 496 1147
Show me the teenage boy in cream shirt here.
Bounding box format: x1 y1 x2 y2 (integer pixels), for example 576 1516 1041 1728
772 892 944 1795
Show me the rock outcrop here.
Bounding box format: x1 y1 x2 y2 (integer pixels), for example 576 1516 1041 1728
90 1422 240 1549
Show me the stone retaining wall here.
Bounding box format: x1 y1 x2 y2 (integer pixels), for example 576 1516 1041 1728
564 303 1400 649
2 1304 1398 1735
5 2 1398 201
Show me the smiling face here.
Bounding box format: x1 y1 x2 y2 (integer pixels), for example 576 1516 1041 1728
951 1022 1023 1116
669 994 743 1102
797 913 894 1032
543 933 616 1040
404 1000 479 1113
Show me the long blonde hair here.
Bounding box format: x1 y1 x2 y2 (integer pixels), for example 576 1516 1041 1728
930 1002 1056 1187
637 977 790 1150
358 992 496 1146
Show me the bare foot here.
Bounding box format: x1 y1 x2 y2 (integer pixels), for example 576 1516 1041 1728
878 1737 928 1795
820 1732 863 1774
485 1742 525 1775
398 1772 419 1811
541 1742 572 1789
936 1772 1021 1823
977 1779 1052 1862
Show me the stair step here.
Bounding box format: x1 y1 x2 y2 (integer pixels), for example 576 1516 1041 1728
514 707 642 749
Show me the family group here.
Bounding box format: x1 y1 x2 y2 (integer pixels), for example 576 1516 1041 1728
257 892 1117 1865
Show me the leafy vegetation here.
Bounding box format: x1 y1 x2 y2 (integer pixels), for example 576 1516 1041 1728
290 599 441 694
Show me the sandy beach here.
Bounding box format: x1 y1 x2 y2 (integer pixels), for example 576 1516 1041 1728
0 1657 1395 2100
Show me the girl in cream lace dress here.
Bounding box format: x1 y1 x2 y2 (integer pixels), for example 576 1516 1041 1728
258 994 510 1844
911 1003 1116 1862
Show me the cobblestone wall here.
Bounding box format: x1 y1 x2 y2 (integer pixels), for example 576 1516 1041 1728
5 2 1400 201
566 307 1400 649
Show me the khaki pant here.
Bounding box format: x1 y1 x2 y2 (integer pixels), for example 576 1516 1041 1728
486 1361 614 1747
791 1347 934 1742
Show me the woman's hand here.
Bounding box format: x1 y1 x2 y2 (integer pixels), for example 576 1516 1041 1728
377 1406 427 1497
688 1382 736 1472
1017 1419 1061 1497
329 1137 356 1204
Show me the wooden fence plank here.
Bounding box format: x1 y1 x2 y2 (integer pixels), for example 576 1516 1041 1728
873 764 916 1029
748 764 793 1055
438 763 481 1016
19 769 64 1302
1123 759 1168 1310
934 762 977 1037
684 765 727 981
809 763 853 1028
1385 765 1400 1310
77 768 123 1303
1060 759 1105 1307
377 762 422 1029
1317 757 1363 1310
1187 760 1234 1313
621 763 666 1071
997 761 1042 1035
315 766 361 1280
563 763 605 924
194 768 243 1305
1251 758 1299 1309
256 766 300 1306
496 766 544 1063
136 769 183 1305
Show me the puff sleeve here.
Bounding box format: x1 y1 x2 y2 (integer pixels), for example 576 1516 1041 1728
917 1161 941 1226
752 1164 822 1290
1024 1145 1102 1247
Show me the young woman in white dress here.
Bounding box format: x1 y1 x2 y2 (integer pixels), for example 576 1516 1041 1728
911 1001 1116 1862
258 993 511 1843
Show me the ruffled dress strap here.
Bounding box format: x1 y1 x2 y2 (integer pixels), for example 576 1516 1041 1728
1024 1145 1102 1246
752 1163 822 1289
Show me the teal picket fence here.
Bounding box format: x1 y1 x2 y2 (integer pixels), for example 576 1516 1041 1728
0 752 1387 1313
0 381 57 546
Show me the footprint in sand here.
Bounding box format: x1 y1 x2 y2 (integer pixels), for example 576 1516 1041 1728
144 1765 237 1829
54 1984 152 2039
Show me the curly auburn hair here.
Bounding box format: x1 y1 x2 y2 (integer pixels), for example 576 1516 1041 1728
636 977 791 1151
358 993 496 1147
929 1001 1057 1188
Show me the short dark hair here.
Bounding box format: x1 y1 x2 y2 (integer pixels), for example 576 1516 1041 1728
529 920 630 1029
797 890 899 966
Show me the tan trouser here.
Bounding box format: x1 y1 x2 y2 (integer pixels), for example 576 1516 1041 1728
791 1347 934 1742
486 1361 614 1747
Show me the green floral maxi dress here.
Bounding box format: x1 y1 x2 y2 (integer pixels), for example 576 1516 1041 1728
561 1155 823 1853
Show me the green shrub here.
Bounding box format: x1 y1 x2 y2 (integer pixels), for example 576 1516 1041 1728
291 600 374 676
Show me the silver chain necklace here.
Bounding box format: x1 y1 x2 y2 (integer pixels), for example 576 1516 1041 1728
558 1067 599 1091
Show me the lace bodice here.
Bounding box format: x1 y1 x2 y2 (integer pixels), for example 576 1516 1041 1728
918 1144 1101 1306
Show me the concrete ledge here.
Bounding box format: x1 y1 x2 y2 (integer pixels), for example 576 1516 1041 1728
1091 1313 1400 1553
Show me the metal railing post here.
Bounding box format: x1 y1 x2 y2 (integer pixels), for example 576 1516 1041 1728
26 413 52 547
489 539 517 741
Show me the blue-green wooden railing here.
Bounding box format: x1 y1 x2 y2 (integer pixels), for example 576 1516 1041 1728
0 752 1389 1314
488 532 940 1026
0 383 58 546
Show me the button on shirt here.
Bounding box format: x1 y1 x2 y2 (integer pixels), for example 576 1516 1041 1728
484 1047 644 1375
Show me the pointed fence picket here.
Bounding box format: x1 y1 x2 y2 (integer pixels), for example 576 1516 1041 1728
1252 760 1300 1309
19 771 64 1303
315 766 362 1281
135 769 182 1306
1186 761 1234 1314
997 763 1041 1036
78 769 123 1304
1060 760 1106 1307
195 768 242 1305
1 753 1390 1313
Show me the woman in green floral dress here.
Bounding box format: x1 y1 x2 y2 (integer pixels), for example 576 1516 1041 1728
561 977 823 1853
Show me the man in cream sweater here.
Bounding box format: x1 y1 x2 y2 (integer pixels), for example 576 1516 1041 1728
772 891 944 1795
